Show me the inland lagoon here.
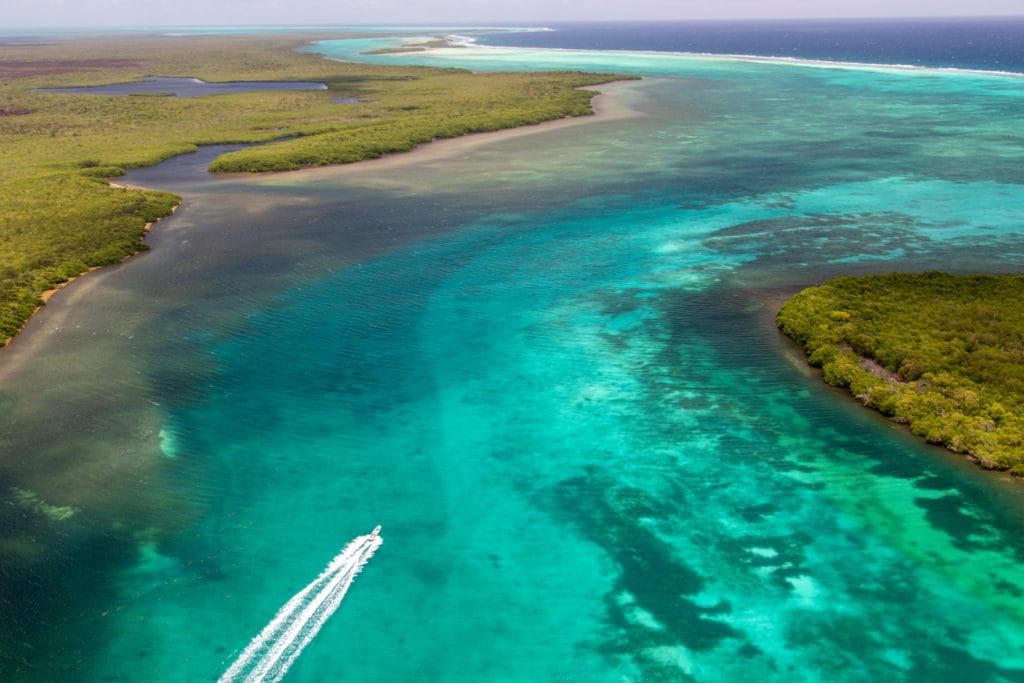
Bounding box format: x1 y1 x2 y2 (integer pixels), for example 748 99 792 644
3 21 1024 681
38 76 329 97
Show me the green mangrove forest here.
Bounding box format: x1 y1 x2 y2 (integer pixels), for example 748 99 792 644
778 271 1024 473
0 33 626 343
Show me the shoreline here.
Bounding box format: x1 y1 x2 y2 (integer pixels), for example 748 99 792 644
776 273 1024 477
1 205 178 351
258 79 645 182
0 79 640 355
425 38 1024 80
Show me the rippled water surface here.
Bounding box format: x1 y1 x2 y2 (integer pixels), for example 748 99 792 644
3 33 1024 682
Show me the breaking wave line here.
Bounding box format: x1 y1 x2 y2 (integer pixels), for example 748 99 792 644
219 526 383 683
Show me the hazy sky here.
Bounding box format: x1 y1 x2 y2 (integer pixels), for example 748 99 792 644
3 0 1022 28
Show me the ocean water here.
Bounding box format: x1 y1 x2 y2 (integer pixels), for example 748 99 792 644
473 19 1024 73
3 20 1024 682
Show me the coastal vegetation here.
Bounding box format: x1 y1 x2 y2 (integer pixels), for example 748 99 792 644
0 33 626 343
777 272 1024 473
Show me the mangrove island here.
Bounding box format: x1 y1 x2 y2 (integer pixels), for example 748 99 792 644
778 271 1024 473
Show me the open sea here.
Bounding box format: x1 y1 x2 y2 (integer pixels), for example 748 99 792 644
3 18 1024 682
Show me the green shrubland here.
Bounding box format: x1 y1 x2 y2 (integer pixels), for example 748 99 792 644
208 70 617 171
0 34 628 342
777 272 1024 472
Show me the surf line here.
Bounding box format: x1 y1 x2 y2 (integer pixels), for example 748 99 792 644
219 526 383 683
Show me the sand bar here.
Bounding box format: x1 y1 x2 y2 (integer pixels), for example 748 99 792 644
277 79 645 180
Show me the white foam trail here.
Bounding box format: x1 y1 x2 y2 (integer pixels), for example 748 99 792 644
219 528 382 683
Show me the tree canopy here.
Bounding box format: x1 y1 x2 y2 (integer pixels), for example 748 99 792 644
777 271 1024 473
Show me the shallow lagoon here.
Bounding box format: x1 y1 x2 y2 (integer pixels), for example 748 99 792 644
3 38 1024 682
39 75 328 97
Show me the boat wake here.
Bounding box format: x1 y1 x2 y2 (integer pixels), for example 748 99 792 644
219 526 383 683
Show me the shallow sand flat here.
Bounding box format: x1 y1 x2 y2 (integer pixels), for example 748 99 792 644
254 79 648 189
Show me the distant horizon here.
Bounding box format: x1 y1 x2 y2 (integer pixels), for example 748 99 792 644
4 14 1024 31
4 0 1024 31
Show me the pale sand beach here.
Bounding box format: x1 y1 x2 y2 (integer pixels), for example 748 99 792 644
273 80 644 181
249 80 650 202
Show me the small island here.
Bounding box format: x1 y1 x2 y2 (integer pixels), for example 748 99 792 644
777 271 1024 474
362 36 468 54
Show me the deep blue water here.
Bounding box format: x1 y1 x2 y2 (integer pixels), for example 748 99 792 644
472 18 1024 73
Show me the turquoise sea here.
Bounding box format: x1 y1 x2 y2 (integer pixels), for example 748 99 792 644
4 24 1024 682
